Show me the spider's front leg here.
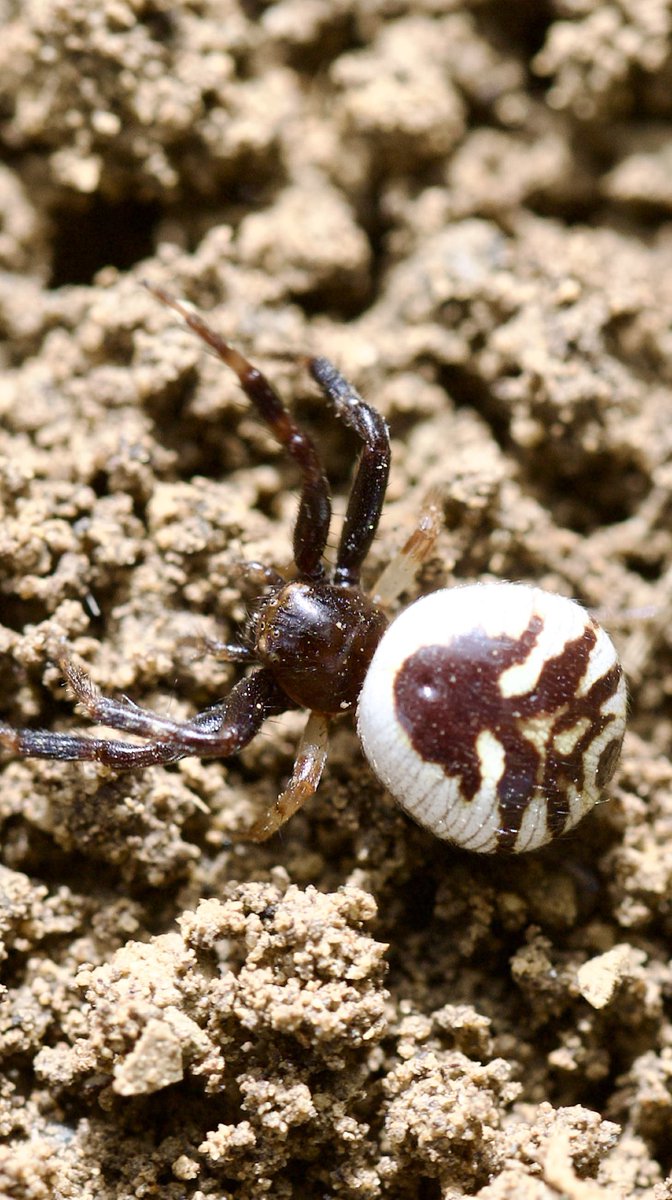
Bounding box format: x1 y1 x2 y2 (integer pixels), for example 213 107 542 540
57 652 331 839
0 721 182 768
0 661 289 769
307 356 390 588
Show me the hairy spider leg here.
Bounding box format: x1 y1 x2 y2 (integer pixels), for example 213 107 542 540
144 283 332 581
0 667 289 769
371 490 442 608
307 357 391 588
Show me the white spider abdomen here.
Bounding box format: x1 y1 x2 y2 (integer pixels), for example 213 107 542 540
357 582 627 853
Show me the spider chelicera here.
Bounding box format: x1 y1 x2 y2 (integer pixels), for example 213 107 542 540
0 285 439 842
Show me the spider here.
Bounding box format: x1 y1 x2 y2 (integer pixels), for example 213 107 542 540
0 286 436 841
0 286 626 852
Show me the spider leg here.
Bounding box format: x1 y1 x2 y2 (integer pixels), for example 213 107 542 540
246 710 330 842
0 723 183 768
371 490 442 608
145 283 332 580
0 668 289 768
58 655 290 751
308 357 391 588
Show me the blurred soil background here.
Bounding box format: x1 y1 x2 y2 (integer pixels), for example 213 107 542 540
2 1 672 1197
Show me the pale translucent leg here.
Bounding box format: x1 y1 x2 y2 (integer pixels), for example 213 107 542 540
371 491 442 608
247 710 330 841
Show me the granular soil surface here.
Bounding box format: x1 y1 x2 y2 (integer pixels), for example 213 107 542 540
2 3 672 1197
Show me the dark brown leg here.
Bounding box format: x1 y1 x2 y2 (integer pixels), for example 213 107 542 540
145 284 332 580
308 357 391 588
0 723 184 768
0 668 289 768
